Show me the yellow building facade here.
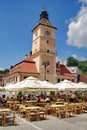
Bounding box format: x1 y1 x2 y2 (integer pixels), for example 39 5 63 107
4 8 77 86
31 8 57 83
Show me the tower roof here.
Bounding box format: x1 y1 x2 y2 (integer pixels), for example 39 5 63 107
40 6 49 20
37 7 52 27
32 7 57 32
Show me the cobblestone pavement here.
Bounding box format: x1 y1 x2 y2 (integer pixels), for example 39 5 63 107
0 113 87 130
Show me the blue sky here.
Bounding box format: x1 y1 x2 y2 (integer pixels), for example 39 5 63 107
0 0 87 69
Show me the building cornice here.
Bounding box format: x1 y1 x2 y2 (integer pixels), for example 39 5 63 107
32 23 57 32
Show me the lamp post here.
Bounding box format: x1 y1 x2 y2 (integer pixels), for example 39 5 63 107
42 61 49 81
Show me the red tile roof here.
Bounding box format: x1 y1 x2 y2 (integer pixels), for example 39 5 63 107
56 63 76 77
60 64 71 74
9 58 39 75
79 74 87 83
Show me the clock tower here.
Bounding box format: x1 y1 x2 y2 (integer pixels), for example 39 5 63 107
31 8 57 83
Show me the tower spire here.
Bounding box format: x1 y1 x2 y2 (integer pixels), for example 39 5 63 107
43 5 46 11
40 6 49 20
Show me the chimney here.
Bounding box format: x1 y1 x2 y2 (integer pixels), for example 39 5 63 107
57 61 60 67
29 51 32 56
25 54 28 59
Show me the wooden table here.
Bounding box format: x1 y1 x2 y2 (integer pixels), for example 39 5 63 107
25 106 45 121
6 100 20 110
0 108 11 126
48 104 66 116
0 108 11 112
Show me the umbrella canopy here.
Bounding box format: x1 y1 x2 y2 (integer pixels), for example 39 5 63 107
5 76 56 91
4 77 39 91
54 80 77 91
75 82 87 90
0 86 5 91
36 80 57 91
54 80 77 101
4 81 25 91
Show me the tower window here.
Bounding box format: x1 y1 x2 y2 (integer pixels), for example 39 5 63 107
57 79 60 83
47 70 49 73
42 61 50 66
47 61 50 66
35 49 37 52
47 50 49 53
47 40 49 44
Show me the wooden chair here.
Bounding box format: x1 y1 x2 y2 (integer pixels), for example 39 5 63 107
18 107 26 118
3 111 16 126
26 109 40 121
9 102 14 110
0 112 4 126
66 105 75 117
82 103 87 113
75 103 83 114
55 107 66 118
55 108 60 117
39 108 47 120
45 105 53 115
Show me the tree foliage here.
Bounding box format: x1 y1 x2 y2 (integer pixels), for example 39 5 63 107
67 57 87 74
67 57 79 67
0 69 9 74
78 61 87 74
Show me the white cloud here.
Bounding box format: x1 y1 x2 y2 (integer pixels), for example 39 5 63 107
56 55 60 61
72 54 87 61
78 0 87 4
66 50 71 54
0 67 4 70
80 56 87 61
72 54 78 59
67 2 87 48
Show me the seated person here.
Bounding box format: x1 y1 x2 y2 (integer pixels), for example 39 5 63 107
37 96 41 102
45 96 50 103
70 93 76 102
0 96 3 107
77 97 82 103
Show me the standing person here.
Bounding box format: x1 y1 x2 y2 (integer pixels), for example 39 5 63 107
70 93 77 102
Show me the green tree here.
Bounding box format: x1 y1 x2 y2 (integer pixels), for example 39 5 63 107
67 57 79 67
78 61 87 74
67 57 87 74
0 70 4 74
3 69 9 73
0 69 9 74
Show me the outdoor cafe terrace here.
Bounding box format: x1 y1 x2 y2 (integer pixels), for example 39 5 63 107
0 77 87 127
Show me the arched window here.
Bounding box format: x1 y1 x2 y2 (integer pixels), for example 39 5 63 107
47 61 50 66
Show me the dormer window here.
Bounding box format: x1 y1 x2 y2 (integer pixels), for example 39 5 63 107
56 69 60 74
46 22 49 25
72 69 75 73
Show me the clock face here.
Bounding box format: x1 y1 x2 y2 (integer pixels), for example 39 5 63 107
46 30 50 36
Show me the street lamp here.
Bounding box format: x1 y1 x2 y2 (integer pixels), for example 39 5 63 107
42 61 49 81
